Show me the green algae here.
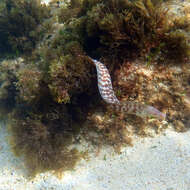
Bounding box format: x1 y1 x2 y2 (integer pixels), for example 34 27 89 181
0 0 51 55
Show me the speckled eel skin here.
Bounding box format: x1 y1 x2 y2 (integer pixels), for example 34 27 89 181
90 58 166 120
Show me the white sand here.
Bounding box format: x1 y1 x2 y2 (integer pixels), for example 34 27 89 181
0 121 190 190
41 0 52 5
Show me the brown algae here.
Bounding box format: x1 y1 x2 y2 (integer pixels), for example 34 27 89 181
0 0 190 177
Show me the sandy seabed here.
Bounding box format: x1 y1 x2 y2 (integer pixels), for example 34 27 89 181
0 121 190 190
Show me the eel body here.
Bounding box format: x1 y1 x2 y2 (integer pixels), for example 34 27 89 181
90 57 166 120
91 58 120 105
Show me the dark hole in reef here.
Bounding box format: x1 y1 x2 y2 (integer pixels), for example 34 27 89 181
187 77 190 85
68 90 101 122
83 37 101 57
0 38 11 55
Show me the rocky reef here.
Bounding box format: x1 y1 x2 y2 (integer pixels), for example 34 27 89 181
0 0 190 177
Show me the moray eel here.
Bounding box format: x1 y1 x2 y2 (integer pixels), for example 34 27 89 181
90 57 166 120
91 58 120 105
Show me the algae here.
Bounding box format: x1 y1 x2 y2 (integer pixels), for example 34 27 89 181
0 0 189 177
8 108 82 177
0 0 51 55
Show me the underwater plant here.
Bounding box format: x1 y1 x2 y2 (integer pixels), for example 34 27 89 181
0 0 51 55
57 0 168 59
15 65 43 103
0 59 22 116
56 0 190 63
1 0 190 177
9 108 82 177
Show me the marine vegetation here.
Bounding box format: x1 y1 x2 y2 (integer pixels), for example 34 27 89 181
8 106 82 177
0 0 190 177
0 0 51 55
57 0 190 62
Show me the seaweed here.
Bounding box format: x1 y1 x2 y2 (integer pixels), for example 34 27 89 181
0 0 51 55
0 59 21 116
1 0 190 178
15 65 43 103
161 30 190 61
57 0 190 63
8 107 82 177
57 0 169 59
